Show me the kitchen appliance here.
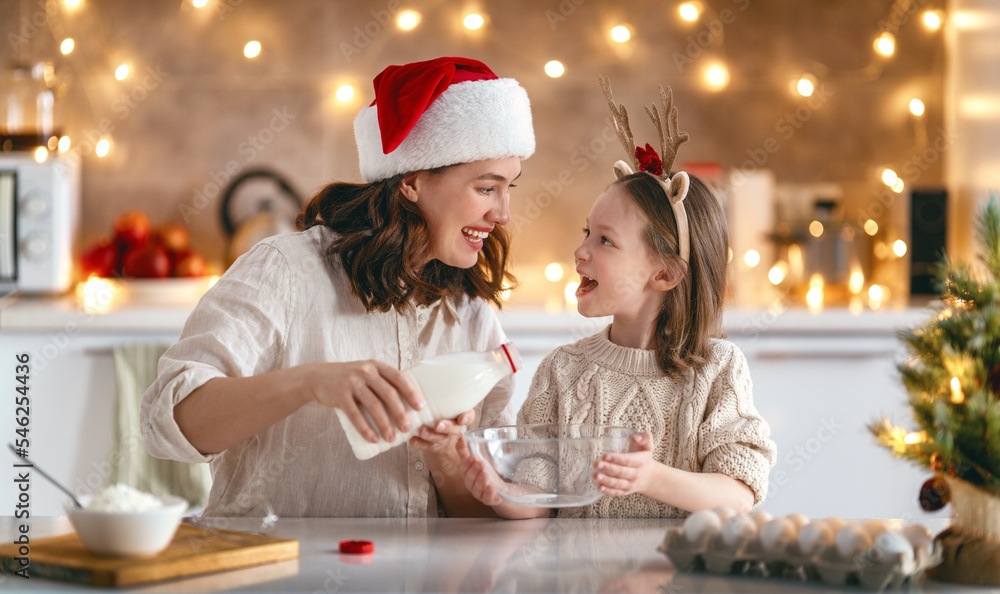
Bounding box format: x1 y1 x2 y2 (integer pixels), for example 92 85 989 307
0 153 80 294
219 169 301 266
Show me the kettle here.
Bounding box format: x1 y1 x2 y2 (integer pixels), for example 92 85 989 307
219 169 301 266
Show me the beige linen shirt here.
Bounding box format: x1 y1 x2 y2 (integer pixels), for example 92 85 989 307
140 225 515 517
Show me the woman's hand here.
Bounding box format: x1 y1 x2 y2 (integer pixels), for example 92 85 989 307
408 409 475 453
306 360 424 444
593 432 655 497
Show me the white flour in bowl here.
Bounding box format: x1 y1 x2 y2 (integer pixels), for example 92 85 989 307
86 484 163 512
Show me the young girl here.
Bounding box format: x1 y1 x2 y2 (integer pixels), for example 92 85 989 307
459 79 776 519
141 57 535 518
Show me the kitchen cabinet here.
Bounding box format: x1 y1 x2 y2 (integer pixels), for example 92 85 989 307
0 295 942 522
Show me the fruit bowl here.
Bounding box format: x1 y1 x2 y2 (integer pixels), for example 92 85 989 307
66 494 187 558
464 424 638 508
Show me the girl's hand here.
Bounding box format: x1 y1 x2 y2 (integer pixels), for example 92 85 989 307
306 360 423 444
593 432 655 497
456 434 505 506
409 410 476 453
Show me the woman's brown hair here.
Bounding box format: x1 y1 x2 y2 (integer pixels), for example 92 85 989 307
614 171 729 375
295 169 515 312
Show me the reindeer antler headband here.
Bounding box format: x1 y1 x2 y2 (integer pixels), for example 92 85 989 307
600 76 691 262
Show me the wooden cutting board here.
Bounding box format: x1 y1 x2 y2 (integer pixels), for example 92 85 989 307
0 523 299 587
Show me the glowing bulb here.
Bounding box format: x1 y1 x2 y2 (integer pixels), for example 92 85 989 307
58 136 70 152
796 77 815 97
704 63 729 90
809 220 824 238
63 0 82 9
951 376 964 404
244 41 261 58
875 32 895 56
868 284 883 301
60 38 75 54
335 85 354 102
463 13 484 30
806 274 824 311
923 10 942 30
95 139 110 157
849 270 865 294
564 281 579 304
910 98 925 116
744 249 760 268
881 168 898 186
545 263 564 282
679 3 699 21
78 276 118 314
193 0 208 7
610 26 631 43
893 239 907 257
397 10 420 30
768 265 785 285
115 64 129 80
864 219 878 236
33 147 47 163
892 178 905 193
903 431 925 445
544 60 565 78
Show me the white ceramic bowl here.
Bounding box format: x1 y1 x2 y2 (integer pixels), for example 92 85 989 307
65 494 187 558
465 424 638 508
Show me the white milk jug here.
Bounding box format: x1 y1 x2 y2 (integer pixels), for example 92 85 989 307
337 343 521 460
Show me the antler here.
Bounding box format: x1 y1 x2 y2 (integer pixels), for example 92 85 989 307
599 75 639 173
644 85 689 179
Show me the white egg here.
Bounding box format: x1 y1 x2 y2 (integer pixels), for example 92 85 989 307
875 532 916 572
759 517 798 551
749 509 773 528
684 509 722 543
862 518 889 538
824 516 846 533
713 506 737 524
797 520 835 555
721 514 759 547
786 513 809 530
835 524 874 559
901 523 933 556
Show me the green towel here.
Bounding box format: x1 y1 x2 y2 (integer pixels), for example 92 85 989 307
108 343 212 509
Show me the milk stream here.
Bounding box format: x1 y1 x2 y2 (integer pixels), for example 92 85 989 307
336 343 521 460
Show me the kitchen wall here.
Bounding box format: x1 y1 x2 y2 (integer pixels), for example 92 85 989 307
1 0 946 307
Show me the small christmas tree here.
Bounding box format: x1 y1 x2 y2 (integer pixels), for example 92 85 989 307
870 192 1000 508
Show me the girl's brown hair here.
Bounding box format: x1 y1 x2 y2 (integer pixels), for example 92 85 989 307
614 171 728 375
296 169 514 312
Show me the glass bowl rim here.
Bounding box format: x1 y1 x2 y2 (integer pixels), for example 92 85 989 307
465 423 638 443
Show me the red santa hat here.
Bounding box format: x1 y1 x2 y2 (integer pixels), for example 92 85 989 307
354 57 535 182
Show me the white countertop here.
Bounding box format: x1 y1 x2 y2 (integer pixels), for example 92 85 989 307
0 516 981 593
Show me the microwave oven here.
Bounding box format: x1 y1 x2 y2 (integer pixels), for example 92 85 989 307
0 153 80 294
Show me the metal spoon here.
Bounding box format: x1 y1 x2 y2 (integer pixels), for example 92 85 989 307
7 443 83 508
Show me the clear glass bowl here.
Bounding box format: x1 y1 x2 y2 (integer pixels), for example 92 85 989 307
464 424 638 508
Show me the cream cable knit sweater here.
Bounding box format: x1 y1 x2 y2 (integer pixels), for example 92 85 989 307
517 326 777 519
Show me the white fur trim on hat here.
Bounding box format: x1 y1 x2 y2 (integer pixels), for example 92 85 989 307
354 78 535 182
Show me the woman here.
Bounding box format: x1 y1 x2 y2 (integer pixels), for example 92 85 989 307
141 57 535 517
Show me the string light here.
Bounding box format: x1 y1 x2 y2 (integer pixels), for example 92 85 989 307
63 0 82 9
796 76 815 97
923 10 942 30
806 274 824 311
893 239 907 257
192 0 208 7
864 219 879 236
909 98 925 116
809 220 824 237
610 26 631 43
950 376 964 404
768 264 786 285
744 249 760 268
874 32 896 56
679 3 700 21
60 38 74 54
397 10 420 30
892 178 905 193
868 283 883 302
58 136 71 152
903 431 926 445
564 281 579 304
704 63 729 90
881 168 898 186
115 64 129 80
849 270 865 294
335 85 354 102
544 60 565 78
95 139 110 157
463 13 484 30
34 147 47 163
545 263 564 282
244 41 261 58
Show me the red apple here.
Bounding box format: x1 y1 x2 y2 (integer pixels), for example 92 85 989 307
79 237 117 278
173 251 207 277
122 243 171 278
157 222 190 254
113 210 152 247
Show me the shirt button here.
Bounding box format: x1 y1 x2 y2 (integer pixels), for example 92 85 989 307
414 461 424 471
404 351 413 360
418 312 428 323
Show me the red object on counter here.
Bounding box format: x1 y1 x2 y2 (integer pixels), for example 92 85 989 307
339 540 374 554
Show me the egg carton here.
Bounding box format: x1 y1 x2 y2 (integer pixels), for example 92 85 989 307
657 527 943 592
